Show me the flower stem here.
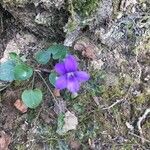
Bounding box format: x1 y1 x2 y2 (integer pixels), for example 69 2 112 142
31 71 35 89
35 70 60 106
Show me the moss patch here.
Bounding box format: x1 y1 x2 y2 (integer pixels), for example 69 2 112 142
72 0 101 17
2 0 29 6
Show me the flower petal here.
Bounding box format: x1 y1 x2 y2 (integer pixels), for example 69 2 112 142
75 71 90 82
55 75 67 90
55 62 66 75
67 76 80 93
64 55 78 72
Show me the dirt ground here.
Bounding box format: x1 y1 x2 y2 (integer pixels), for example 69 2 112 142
0 0 150 150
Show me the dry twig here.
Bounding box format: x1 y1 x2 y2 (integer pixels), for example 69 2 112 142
102 85 133 110
102 99 124 110
129 132 150 143
137 108 150 143
35 70 65 112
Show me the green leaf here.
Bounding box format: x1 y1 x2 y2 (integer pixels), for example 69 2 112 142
9 52 18 60
22 89 43 109
14 64 33 80
9 52 23 63
47 44 60 55
0 60 15 82
53 48 67 60
49 72 57 86
56 113 65 135
35 50 51 64
47 44 68 60
20 55 27 62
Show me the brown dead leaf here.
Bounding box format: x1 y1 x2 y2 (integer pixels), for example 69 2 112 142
0 131 11 150
14 99 27 113
53 88 60 97
74 38 97 59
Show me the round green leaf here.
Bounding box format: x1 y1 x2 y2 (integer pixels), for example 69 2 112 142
47 44 59 55
9 52 23 63
49 72 57 87
9 52 18 60
53 49 67 60
22 89 43 109
0 60 15 82
35 50 51 64
14 64 33 80
47 44 68 60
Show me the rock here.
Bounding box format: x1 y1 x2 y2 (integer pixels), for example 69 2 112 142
2 0 68 40
0 32 47 62
94 0 113 23
0 39 20 63
40 0 65 9
62 111 78 133
91 59 104 70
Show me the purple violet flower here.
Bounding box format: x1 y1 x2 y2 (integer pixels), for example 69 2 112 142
55 55 90 93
